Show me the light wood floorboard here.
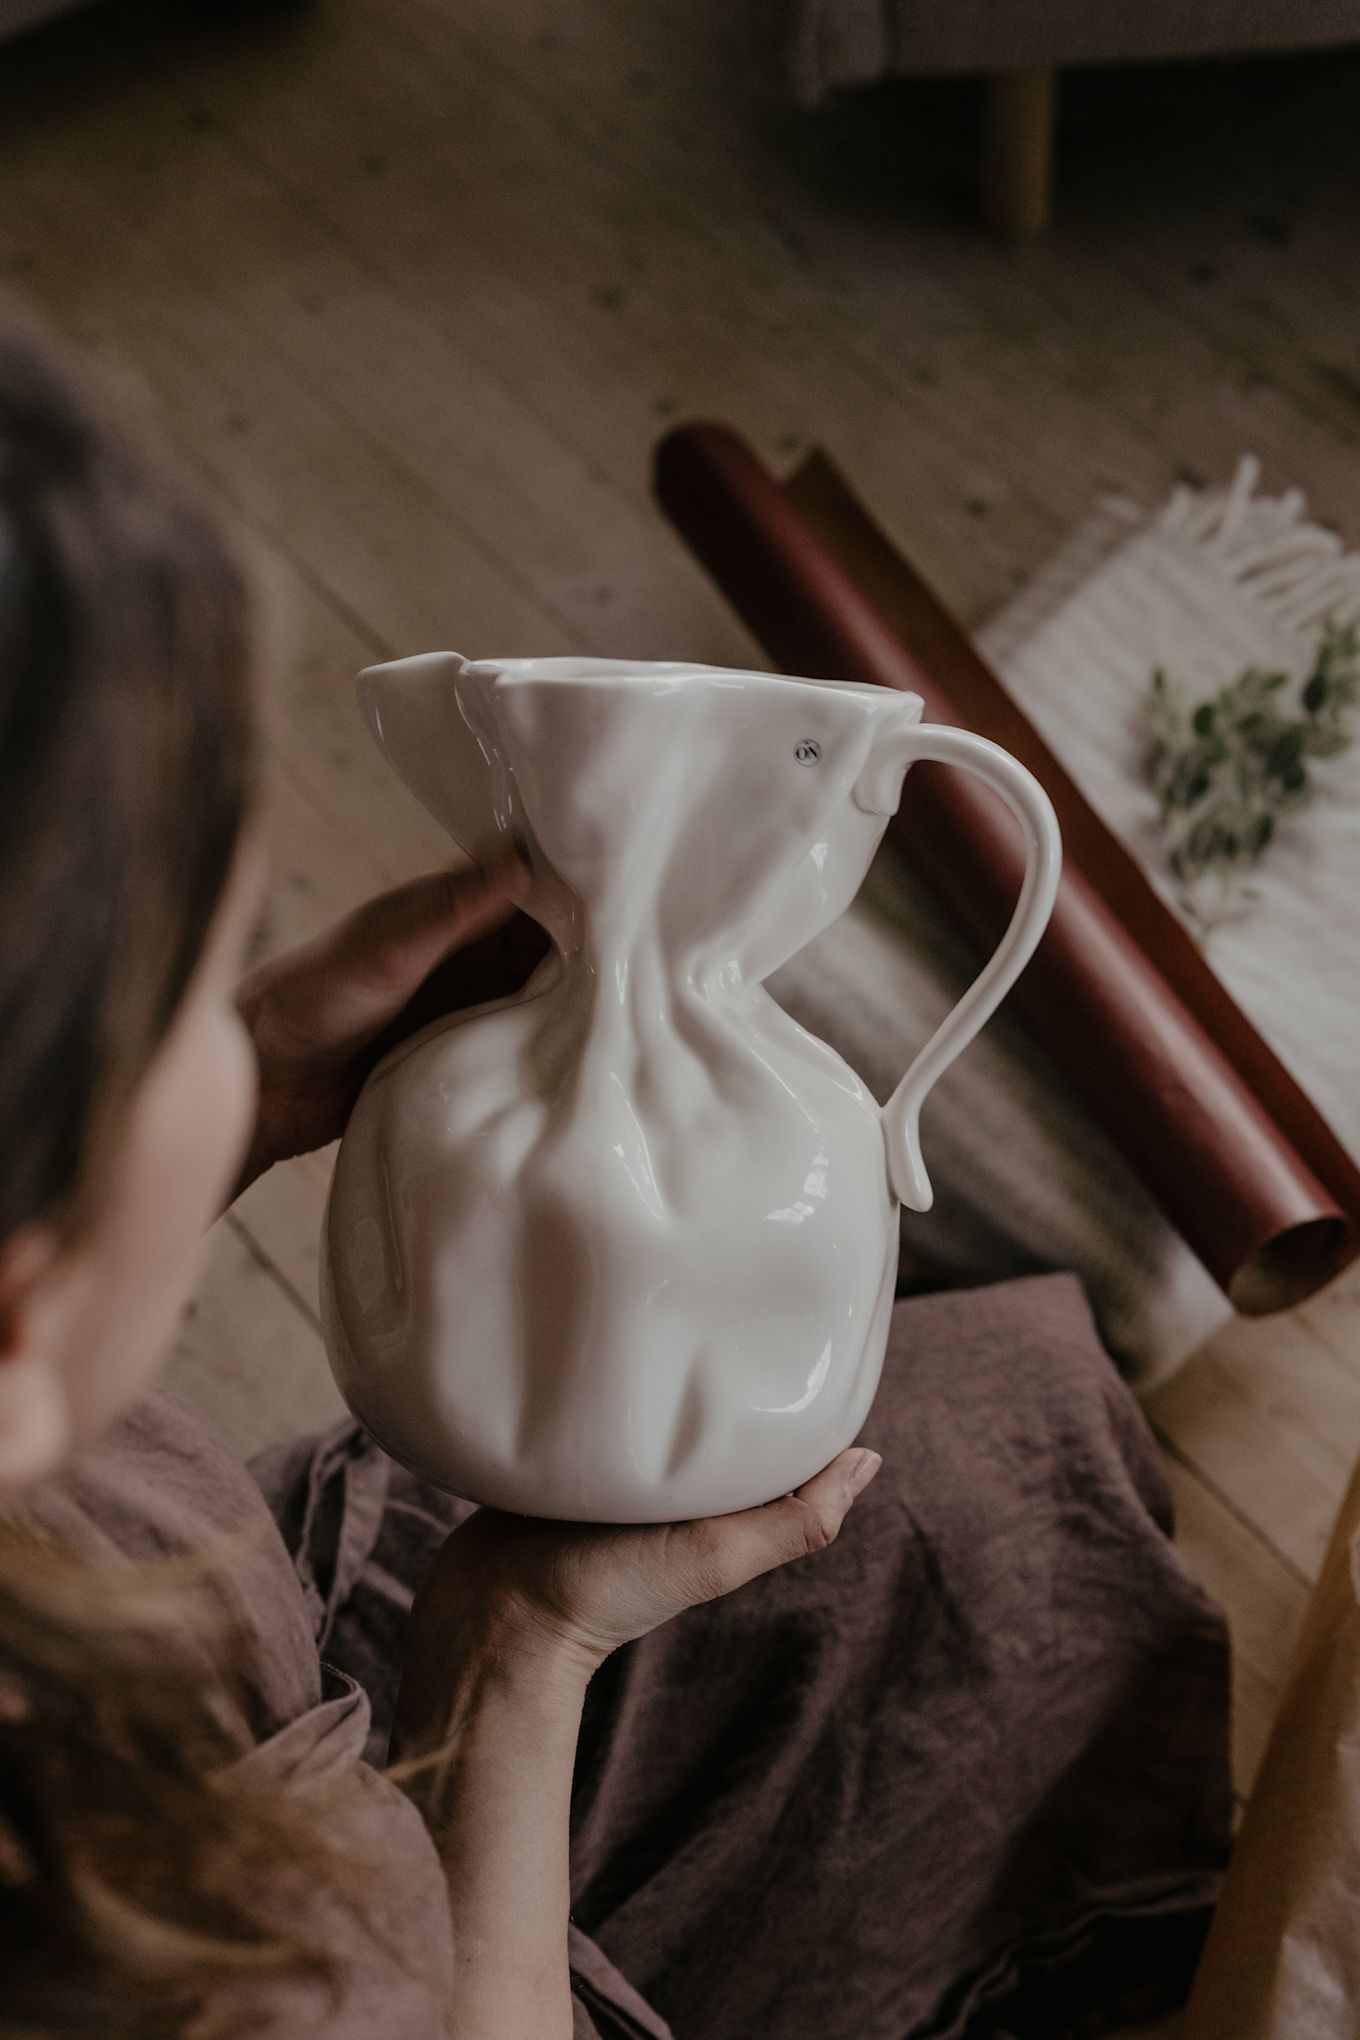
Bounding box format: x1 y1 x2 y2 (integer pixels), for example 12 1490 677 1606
2 6 1356 1973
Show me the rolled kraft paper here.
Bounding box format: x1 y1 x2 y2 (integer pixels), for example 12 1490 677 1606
653 421 1357 1312
1182 1450 1360 2039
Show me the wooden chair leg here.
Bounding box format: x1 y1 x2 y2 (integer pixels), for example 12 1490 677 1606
981 68 1057 237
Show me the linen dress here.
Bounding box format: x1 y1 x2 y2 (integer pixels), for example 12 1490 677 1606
29 1272 1232 2038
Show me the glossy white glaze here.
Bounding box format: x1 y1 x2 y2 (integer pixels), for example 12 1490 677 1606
321 655 1061 1521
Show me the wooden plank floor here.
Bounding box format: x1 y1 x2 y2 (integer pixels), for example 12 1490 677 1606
4 7 1359 2018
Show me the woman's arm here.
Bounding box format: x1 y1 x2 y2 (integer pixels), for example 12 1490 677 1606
392 1451 883 2039
393 1598 592 2040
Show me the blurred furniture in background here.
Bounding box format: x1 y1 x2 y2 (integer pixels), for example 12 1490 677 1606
0 0 80 41
786 1 1360 233
0 0 314 46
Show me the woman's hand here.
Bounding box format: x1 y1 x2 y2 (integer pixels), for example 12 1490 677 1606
234 854 530 1196
405 1447 884 1687
393 1455 886 2040
394 1469 883 2040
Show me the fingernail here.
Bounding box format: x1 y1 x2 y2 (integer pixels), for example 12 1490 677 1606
847 1449 882 1494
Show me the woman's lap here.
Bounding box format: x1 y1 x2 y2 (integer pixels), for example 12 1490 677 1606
253 1272 1231 2040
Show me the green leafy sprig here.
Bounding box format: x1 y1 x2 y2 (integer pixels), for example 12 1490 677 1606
1144 620 1360 937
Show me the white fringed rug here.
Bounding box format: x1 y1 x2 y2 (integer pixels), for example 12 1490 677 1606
772 460 1360 1386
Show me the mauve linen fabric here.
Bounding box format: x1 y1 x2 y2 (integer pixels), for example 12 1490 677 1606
256 1271 1232 2038
28 1388 651 2038
29 1272 1230 2038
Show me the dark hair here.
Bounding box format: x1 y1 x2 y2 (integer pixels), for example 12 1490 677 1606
0 298 257 1244
0 305 380 2033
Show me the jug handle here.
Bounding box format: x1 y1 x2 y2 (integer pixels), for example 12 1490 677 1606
863 726 1061 1213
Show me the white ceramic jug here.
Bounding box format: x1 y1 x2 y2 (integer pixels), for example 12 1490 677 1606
321 655 1061 1522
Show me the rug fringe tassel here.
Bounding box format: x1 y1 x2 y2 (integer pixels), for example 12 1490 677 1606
1159 455 1360 634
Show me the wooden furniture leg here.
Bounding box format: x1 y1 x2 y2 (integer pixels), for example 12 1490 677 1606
982 69 1057 237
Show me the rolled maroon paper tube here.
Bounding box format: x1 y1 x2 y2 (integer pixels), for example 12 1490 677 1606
653 421 1356 1312
785 450 1360 1278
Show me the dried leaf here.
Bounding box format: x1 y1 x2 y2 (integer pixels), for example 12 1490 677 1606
1142 621 1359 937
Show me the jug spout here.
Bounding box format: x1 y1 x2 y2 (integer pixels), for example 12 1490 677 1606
359 652 506 859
